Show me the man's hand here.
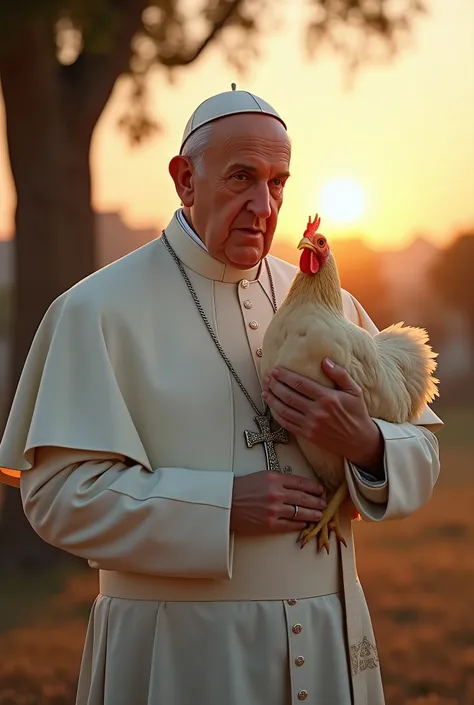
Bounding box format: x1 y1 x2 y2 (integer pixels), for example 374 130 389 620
230 471 327 535
262 359 384 470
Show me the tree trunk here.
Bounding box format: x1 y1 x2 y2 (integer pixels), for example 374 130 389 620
0 23 96 569
11 133 95 388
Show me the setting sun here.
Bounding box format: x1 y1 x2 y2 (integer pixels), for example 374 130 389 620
320 178 366 225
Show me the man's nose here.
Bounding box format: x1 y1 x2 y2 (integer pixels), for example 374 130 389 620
247 183 272 219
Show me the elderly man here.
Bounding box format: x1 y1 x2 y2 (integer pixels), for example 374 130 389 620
0 87 442 705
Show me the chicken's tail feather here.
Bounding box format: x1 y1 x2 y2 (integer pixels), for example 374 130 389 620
374 322 439 421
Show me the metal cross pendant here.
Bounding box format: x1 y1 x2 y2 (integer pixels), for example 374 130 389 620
244 407 289 473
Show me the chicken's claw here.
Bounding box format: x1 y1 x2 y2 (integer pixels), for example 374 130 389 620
317 523 331 554
298 523 315 547
298 483 349 553
328 512 347 548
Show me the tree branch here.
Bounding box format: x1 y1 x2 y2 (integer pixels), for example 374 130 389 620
60 0 149 137
157 0 247 68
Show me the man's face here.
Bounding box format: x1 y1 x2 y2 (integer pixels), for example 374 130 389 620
171 113 291 269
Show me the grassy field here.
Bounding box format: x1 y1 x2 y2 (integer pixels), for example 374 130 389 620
0 408 473 705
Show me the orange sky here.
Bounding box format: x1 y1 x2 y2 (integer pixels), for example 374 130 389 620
1 0 473 250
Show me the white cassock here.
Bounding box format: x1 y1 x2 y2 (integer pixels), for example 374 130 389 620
0 211 443 705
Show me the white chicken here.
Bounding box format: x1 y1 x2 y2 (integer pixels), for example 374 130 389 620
261 215 439 553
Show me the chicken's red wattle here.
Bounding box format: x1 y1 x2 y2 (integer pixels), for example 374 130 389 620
299 247 320 275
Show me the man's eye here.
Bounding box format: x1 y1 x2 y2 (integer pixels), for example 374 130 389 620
272 178 284 187
233 173 248 181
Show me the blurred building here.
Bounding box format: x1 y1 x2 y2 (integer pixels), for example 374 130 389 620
0 212 159 289
379 238 472 382
378 237 439 325
96 212 158 267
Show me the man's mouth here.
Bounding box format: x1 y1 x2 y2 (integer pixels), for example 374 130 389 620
237 228 264 236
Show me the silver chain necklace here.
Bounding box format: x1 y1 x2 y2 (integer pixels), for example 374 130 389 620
161 231 290 473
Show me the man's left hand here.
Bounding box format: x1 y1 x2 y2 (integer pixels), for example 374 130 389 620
262 358 384 470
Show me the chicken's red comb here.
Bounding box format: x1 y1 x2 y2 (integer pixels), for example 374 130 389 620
304 214 321 241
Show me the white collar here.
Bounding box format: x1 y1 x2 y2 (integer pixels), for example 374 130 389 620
176 209 208 251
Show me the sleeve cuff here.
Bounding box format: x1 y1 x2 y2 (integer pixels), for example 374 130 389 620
348 461 389 505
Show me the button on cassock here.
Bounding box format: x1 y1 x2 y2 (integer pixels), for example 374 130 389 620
244 300 253 309
287 599 297 606
249 321 259 330
292 623 303 634
295 656 305 667
298 690 308 700
240 279 249 289
256 347 263 357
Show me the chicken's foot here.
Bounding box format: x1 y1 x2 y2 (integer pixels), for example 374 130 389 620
298 483 348 553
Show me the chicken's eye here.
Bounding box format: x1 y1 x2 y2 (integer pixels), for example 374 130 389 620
317 238 325 248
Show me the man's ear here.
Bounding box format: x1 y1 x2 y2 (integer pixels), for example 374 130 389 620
169 155 194 207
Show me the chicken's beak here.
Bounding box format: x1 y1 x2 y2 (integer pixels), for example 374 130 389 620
297 237 317 253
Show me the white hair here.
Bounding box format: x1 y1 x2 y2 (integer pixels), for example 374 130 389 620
181 122 214 176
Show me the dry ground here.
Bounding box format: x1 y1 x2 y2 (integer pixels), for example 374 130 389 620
0 409 472 705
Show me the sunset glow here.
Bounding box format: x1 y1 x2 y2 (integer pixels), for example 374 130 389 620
320 179 366 225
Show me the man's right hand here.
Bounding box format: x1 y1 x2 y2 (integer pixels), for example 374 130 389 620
230 471 327 535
